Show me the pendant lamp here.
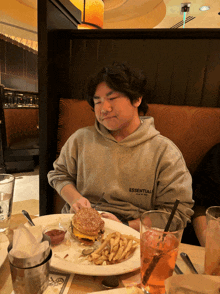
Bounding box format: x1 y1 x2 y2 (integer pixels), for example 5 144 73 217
70 0 104 29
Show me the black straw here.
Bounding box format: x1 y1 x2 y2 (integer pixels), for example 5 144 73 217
164 199 180 232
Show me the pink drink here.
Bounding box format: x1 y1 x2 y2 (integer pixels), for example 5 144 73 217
141 229 180 294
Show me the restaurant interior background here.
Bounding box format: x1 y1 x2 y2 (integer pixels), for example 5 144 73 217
0 0 220 215
1 0 220 90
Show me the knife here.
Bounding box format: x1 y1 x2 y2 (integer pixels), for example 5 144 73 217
180 252 198 274
174 264 183 275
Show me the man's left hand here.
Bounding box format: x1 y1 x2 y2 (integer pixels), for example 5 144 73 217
100 212 122 223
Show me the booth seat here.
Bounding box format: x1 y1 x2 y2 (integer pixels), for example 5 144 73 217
2 108 39 173
53 98 220 213
4 108 39 149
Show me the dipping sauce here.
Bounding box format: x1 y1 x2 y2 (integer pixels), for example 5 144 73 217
45 229 66 246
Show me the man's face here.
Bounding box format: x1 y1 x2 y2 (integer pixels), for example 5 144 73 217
93 82 141 138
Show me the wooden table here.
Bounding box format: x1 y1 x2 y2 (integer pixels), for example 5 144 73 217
0 213 205 294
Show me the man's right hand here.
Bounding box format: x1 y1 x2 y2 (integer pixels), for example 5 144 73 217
70 196 91 213
60 184 91 214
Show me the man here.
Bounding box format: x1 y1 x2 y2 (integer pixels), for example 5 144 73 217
48 62 194 231
189 143 220 246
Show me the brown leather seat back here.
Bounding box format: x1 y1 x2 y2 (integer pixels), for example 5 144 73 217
147 104 220 174
58 99 220 174
57 99 95 155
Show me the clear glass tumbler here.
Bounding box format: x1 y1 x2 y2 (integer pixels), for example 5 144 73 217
0 174 15 232
205 206 220 275
140 210 184 294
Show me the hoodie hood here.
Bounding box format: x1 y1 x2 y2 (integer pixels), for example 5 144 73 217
95 116 160 147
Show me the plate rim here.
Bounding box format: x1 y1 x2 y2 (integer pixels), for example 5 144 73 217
27 213 140 276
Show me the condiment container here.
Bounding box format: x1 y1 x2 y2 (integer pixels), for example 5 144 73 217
7 234 52 294
43 224 66 246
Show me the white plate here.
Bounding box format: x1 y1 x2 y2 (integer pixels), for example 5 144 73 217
0 233 9 267
26 214 140 276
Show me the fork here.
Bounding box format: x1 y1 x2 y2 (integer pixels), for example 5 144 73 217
93 192 105 210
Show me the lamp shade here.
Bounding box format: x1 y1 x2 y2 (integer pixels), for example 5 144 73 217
70 0 104 29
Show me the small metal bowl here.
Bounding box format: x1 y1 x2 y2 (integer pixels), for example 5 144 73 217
8 234 51 269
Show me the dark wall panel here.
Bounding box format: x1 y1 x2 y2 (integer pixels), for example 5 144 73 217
184 40 210 106
0 39 6 74
67 38 220 108
0 39 38 91
202 40 220 107
6 43 24 76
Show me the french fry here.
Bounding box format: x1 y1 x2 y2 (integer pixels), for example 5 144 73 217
122 236 128 248
104 249 109 256
109 251 116 261
92 232 114 255
120 239 133 260
94 254 109 265
113 240 123 261
112 244 119 252
90 253 101 260
113 245 124 261
113 232 121 247
94 259 104 265
121 234 140 243
131 243 139 250
100 255 108 261
125 247 136 259
87 231 140 266
110 237 115 252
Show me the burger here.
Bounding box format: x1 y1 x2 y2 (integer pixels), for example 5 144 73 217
71 208 105 245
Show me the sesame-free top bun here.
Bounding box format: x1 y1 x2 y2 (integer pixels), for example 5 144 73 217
72 208 105 245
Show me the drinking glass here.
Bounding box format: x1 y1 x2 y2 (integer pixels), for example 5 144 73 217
205 206 220 275
140 210 184 294
0 174 15 232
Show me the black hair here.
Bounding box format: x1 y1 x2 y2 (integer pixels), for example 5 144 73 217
85 62 148 115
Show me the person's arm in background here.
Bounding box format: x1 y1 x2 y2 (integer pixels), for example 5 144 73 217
192 205 207 247
192 216 206 247
128 218 140 231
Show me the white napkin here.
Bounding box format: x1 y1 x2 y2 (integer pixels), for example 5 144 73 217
10 224 49 258
165 274 220 294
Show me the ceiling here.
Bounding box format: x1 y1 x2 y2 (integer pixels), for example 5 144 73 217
103 0 220 29
1 0 37 40
0 0 219 51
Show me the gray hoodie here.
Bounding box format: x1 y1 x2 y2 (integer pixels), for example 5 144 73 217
48 117 194 226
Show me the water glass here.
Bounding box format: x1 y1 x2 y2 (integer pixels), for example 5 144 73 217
140 210 184 294
205 206 220 275
0 174 15 232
